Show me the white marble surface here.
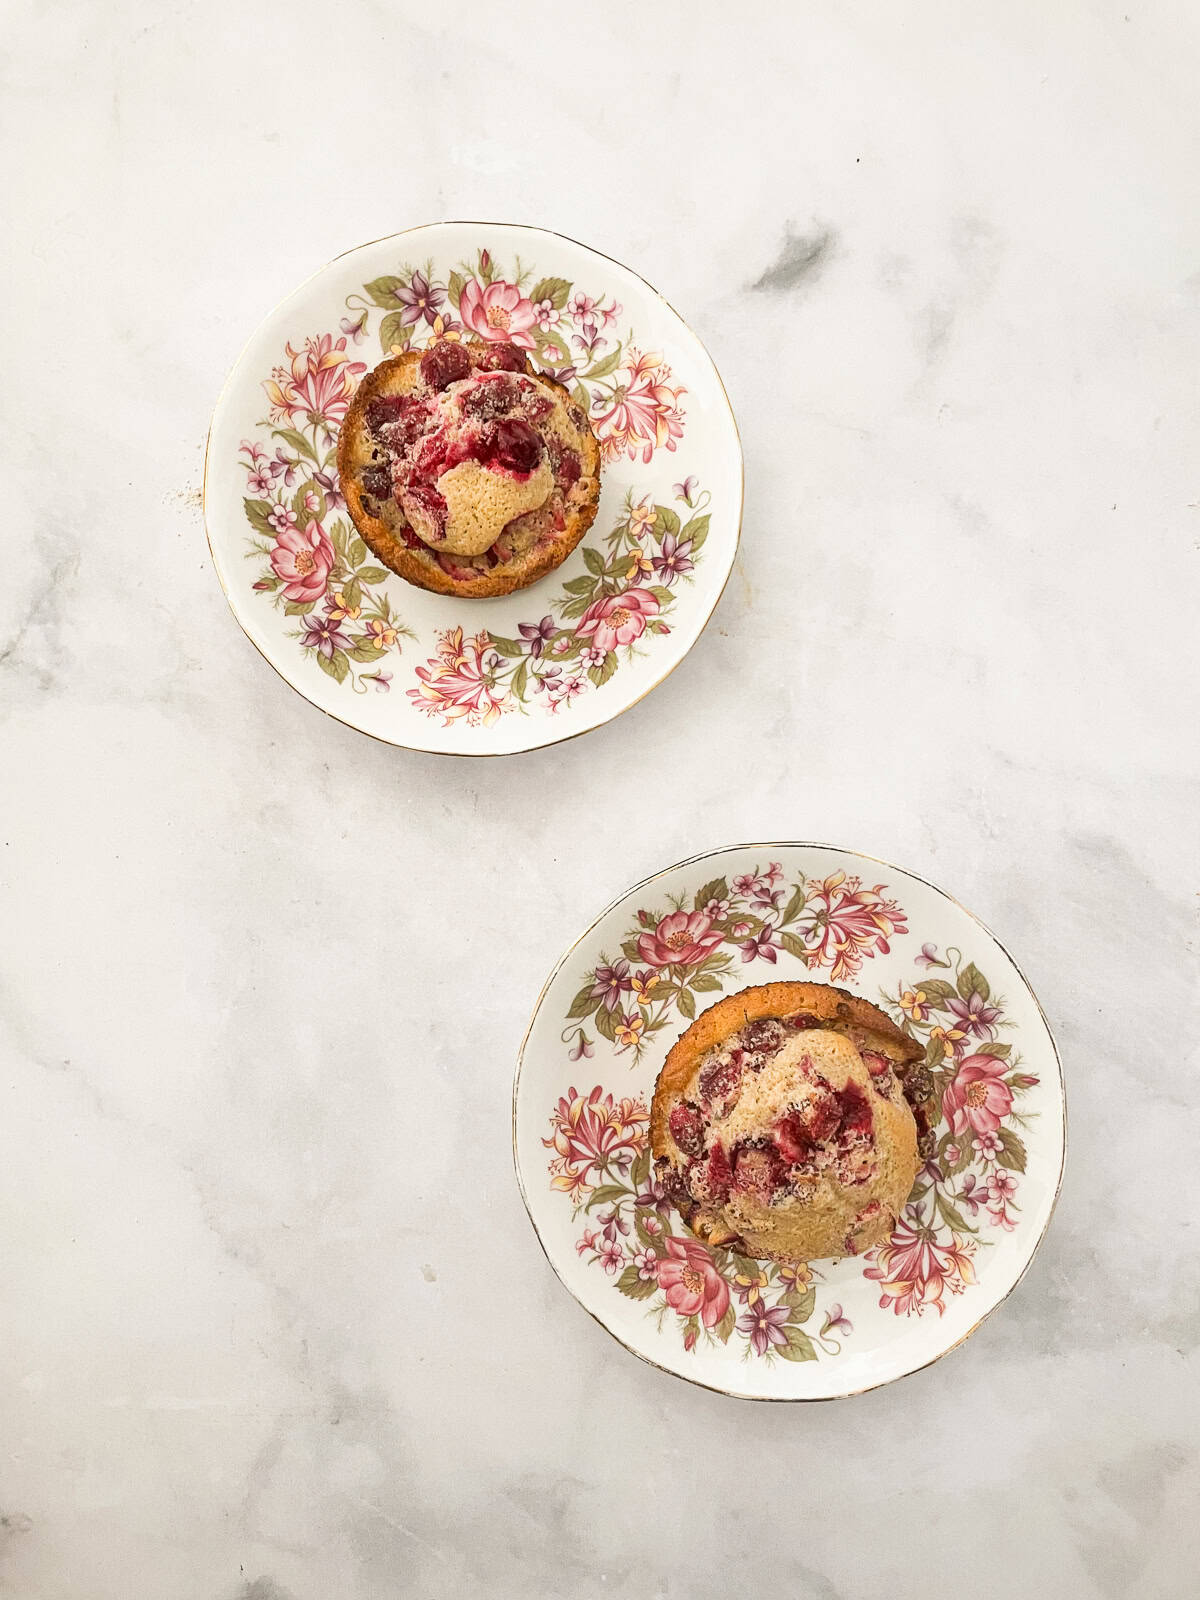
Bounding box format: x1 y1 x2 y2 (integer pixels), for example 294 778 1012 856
2 2 1198 1596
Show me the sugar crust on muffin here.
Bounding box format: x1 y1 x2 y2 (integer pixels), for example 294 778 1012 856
650 981 927 1263
337 338 601 599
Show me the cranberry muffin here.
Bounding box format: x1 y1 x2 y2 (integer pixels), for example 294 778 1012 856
337 338 601 599
650 982 926 1264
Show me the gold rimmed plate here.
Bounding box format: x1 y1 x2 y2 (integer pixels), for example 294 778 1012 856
204 222 742 755
514 843 1065 1400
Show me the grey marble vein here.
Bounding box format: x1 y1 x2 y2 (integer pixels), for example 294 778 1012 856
750 224 833 293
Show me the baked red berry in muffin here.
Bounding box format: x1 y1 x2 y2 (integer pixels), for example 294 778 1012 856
650 981 927 1263
337 338 601 599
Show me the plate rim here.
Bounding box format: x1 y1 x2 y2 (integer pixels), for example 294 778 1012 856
202 220 745 758
512 840 1067 1402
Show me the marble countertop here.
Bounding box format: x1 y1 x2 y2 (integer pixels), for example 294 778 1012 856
3 3 1197 1596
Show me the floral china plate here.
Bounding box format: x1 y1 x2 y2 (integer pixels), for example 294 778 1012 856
513 844 1065 1400
204 223 742 755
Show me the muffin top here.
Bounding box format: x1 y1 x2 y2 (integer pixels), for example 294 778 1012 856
337 338 599 597
650 982 926 1264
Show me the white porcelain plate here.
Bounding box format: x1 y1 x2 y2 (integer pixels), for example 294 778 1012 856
514 844 1065 1399
205 223 742 755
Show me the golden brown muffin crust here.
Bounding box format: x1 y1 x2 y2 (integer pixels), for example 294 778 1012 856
650 980 921 1154
650 981 923 1263
337 342 601 599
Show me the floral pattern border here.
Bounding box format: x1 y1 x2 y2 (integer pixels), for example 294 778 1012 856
237 247 702 709
546 877 1043 1354
864 944 1040 1316
560 861 907 1064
